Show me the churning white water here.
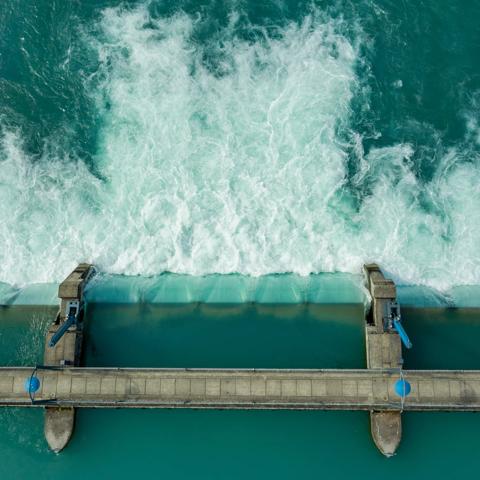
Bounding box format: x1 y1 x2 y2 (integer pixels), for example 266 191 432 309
0 5 479 290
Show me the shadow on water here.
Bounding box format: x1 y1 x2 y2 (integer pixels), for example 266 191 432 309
2 303 479 369
402 307 480 370
83 302 365 368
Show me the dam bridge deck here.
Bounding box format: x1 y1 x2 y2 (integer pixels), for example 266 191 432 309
2 367 480 411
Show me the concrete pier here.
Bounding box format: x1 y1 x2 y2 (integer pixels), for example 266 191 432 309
364 264 403 456
43 264 95 452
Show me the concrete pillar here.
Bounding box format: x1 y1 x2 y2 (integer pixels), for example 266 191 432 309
44 264 95 453
364 264 403 457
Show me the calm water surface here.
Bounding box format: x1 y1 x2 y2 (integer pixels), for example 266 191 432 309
1 304 479 479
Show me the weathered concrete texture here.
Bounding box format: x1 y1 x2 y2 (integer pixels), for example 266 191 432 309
44 407 75 453
364 264 397 333
43 263 95 453
371 411 401 457
44 317 80 454
44 326 82 367
43 325 80 453
2 368 480 410
366 328 402 370
364 264 403 457
57 263 95 301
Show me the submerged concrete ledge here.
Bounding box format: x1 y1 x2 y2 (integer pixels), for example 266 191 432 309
2 367 480 411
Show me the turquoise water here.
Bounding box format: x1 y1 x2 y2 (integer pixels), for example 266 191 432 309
402 307 480 369
83 303 365 368
1 305 480 479
4 272 480 309
0 0 479 289
1 0 480 478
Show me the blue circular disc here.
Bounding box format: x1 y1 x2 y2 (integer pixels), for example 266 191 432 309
394 378 411 397
24 376 40 393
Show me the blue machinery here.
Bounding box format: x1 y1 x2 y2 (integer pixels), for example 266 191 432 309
48 300 80 348
385 301 412 349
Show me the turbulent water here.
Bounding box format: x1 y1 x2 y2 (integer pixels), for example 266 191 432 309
1 0 479 290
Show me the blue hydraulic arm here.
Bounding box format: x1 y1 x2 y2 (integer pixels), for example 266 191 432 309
49 301 80 348
393 319 412 349
385 301 412 349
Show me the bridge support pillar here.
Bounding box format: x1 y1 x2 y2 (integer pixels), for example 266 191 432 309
43 264 95 453
364 264 403 457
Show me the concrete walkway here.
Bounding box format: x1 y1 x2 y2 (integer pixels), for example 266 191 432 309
2 367 480 410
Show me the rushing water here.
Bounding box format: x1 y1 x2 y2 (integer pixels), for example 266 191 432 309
1 1 480 477
1 304 480 479
1 0 479 290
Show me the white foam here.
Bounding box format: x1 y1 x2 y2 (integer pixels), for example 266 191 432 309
0 5 479 292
